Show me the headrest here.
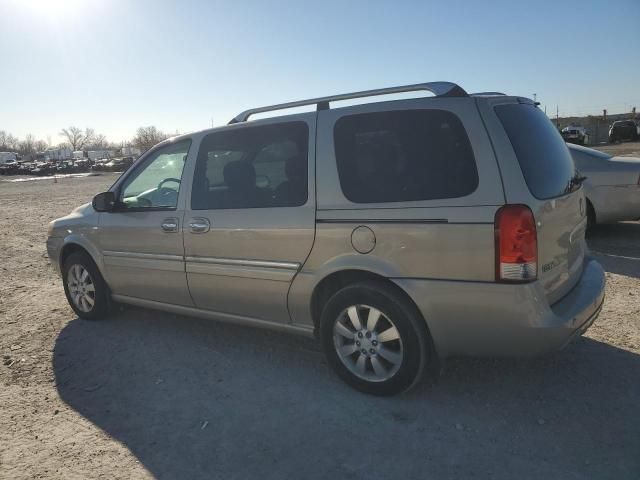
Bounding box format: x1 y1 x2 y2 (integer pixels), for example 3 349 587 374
223 160 256 189
285 155 306 180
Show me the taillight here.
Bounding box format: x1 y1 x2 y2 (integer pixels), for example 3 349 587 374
495 205 538 282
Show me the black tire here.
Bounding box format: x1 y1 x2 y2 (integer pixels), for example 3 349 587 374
319 281 431 396
62 251 111 320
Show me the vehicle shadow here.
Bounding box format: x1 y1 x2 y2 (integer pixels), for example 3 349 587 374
54 308 640 479
587 221 640 278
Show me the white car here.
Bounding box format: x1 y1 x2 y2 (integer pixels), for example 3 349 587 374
567 143 640 228
561 126 589 145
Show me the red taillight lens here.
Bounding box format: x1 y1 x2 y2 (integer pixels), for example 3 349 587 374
495 205 538 282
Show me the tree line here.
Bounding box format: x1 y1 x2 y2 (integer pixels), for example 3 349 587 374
0 126 171 156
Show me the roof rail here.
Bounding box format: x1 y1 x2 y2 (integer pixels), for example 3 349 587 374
228 81 468 124
470 92 507 97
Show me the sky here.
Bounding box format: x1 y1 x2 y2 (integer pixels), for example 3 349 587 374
1 0 639 145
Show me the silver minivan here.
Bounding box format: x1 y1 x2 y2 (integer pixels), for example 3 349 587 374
47 82 606 395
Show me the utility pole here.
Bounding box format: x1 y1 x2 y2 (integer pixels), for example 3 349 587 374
533 93 537 103
556 105 559 128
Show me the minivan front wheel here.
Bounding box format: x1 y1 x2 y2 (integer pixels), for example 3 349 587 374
320 281 430 395
62 251 110 320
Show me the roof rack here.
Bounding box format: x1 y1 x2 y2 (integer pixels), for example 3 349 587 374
228 81 468 124
470 92 506 97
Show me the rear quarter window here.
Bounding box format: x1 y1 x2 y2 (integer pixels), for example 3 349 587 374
333 109 478 203
495 104 576 200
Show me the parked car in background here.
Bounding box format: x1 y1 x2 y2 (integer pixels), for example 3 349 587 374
121 156 135 168
17 162 34 174
0 159 19 175
567 143 640 228
91 159 111 171
561 125 589 145
609 120 639 143
0 152 18 164
102 158 133 172
56 161 76 174
30 161 56 176
74 159 92 172
47 82 605 395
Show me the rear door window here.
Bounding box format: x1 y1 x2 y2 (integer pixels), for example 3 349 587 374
191 122 308 210
495 104 575 199
333 109 478 203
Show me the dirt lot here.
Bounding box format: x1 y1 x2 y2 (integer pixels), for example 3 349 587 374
590 141 640 158
0 173 639 480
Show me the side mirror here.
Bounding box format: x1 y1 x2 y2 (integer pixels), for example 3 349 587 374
92 191 116 212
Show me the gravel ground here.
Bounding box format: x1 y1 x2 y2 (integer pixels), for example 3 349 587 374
590 141 640 158
0 173 638 480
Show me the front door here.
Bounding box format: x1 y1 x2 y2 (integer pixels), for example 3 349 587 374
98 139 193 306
183 115 316 324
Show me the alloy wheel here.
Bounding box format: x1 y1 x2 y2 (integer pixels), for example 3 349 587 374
67 264 96 313
332 304 404 382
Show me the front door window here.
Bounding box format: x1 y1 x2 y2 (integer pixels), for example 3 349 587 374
119 140 191 209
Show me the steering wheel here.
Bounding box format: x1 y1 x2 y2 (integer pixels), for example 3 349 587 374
153 177 181 206
158 178 181 190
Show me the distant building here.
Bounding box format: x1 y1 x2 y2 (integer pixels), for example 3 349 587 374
121 145 141 157
87 150 114 160
43 148 72 161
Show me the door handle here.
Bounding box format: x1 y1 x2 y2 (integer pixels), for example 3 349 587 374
161 218 179 233
189 217 210 233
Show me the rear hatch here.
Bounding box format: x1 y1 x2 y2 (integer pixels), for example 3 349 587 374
495 102 586 303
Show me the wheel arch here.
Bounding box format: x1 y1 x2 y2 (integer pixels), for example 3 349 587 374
586 197 596 227
59 237 104 278
309 269 435 352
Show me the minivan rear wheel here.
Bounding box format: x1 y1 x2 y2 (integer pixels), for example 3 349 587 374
320 281 430 396
62 251 110 320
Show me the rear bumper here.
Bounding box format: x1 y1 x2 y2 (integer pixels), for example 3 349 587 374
393 257 606 357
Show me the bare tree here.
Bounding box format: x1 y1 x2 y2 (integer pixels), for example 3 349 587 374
59 126 95 151
132 126 168 153
0 130 19 151
34 140 48 152
86 133 109 150
18 134 37 155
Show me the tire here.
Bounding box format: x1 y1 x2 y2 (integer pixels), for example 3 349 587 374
319 281 430 396
62 251 111 320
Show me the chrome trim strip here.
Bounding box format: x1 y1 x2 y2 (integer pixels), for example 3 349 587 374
316 218 449 224
185 256 300 271
111 294 315 337
187 263 295 282
103 250 183 262
103 257 184 272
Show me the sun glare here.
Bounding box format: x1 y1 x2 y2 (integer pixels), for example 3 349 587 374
13 0 94 21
